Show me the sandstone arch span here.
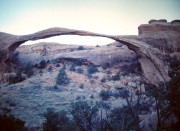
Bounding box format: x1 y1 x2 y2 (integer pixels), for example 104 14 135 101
0 27 170 85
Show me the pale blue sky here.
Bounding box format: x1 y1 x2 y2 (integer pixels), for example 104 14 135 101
0 0 179 45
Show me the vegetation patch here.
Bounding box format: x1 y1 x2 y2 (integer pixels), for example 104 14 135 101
56 67 70 85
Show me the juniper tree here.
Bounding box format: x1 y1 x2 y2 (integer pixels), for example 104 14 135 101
56 67 70 85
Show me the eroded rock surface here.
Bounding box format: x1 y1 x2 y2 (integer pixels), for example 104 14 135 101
138 19 180 35
17 42 137 70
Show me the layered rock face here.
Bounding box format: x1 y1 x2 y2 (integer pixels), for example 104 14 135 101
138 20 180 54
138 19 180 35
0 20 179 85
17 42 137 70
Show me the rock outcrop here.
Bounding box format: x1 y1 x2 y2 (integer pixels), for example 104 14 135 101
138 20 180 54
138 19 180 35
1 20 179 85
17 42 138 70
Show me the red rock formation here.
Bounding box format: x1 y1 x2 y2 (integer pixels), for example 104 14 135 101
138 19 180 35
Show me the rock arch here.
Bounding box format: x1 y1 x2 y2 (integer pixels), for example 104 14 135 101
0 27 170 85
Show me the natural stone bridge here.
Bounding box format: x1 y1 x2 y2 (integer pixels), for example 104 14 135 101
0 26 171 85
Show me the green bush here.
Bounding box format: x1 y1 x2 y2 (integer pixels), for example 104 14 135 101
39 60 46 69
56 64 60 67
54 85 58 90
112 72 120 81
79 84 84 89
87 64 98 75
101 77 106 83
102 63 110 70
56 67 70 85
96 101 110 110
70 101 98 130
118 89 130 99
70 63 76 71
90 95 94 99
110 106 134 130
99 90 111 100
76 68 83 74
24 63 34 77
9 72 26 84
77 46 85 50
43 109 76 131
48 66 53 72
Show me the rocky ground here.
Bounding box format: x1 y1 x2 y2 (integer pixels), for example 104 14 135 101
0 42 151 129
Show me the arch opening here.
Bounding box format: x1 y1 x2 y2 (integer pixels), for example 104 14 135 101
22 35 115 46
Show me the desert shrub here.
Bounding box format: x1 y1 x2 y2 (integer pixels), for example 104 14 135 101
46 60 50 64
89 79 94 84
134 102 150 113
76 68 83 74
112 72 120 81
96 101 110 110
111 92 121 99
70 63 76 71
48 66 53 72
96 44 100 47
54 85 58 90
99 90 111 100
76 96 81 100
79 84 84 89
0 108 26 131
70 60 84 66
121 70 131 76
34 63 38 68
77 46 85 50
118 89 130 99
56 67 70 85
101 77 106 83
39 60 46 69
110 106 134 130
9 72 25 84
102 63 110 70
56 64 60 67
107 70 111 74
90 95 94 99
87 64 98 75
69 101 98 131
43 109 76 131
24 63 34 77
